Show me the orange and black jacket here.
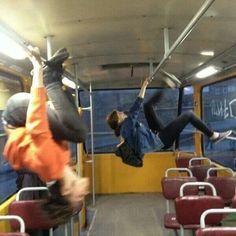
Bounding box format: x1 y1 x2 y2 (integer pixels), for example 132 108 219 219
4 87 70 182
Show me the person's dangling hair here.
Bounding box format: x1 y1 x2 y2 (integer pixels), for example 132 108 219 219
106 110 121 137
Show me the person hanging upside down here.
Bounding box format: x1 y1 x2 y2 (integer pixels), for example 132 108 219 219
2 47 89 225
106 78 232 156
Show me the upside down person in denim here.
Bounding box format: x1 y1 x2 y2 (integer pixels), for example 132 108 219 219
106 78 232 157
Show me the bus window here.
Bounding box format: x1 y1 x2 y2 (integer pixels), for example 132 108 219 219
178 86 195 151
80 88 179 153
0 71 22 203
202 78 236 170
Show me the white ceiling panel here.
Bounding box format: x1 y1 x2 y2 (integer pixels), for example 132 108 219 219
0 0 235 89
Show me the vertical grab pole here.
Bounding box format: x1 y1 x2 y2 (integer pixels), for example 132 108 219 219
89 83 96 206
74 63 80 177
149 58 154 76
149 58 154 81
163 28 170 58
45 35 54 59
74 63 82 236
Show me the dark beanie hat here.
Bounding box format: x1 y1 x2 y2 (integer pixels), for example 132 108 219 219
2 92 30 127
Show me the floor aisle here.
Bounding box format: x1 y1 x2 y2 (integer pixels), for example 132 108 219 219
86 193 192 236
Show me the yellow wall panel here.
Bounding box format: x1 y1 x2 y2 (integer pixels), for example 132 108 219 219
0 195 16 232
84 152 176 193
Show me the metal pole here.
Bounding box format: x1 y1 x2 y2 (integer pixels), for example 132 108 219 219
74 64 79 107
45 35 53 59
149 0 215 81
163 28 170 58
89 83 95 206
74 63 81 179
149 58 154 80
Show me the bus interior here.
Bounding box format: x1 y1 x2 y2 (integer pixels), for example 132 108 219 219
0 0 236 235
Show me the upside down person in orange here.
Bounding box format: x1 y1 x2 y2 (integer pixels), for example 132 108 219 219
2 47 89 225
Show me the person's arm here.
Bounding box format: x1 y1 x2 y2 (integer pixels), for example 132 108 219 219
138 78 149 98
26 47 49 135
23 47 69 181
128 78 150 119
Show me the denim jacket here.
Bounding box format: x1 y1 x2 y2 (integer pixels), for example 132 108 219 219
120 96 164 156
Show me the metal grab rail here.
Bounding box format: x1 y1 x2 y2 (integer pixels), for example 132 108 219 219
189 157 211 167
180 182 216 197
207 167 234 177
0 215 26 233
165 168 193 177
16 187 48 201
148 0 215 82
200 208 236 228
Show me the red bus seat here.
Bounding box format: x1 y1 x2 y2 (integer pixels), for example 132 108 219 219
161 168 198 234
175 152 199 168
9 200 55 231
195 208 236 236
189 158 216 182
205 167 236 206
232 195 236 208
175 182 224 236
0 215 29 236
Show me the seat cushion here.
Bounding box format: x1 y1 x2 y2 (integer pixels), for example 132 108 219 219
164 213 180 229
9 200 55 230
195 227 236 236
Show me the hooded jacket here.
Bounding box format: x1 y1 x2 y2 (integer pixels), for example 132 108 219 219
3 87 69 182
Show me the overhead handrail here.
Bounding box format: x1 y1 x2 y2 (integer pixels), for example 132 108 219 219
0 21 89 94
148 0 215 82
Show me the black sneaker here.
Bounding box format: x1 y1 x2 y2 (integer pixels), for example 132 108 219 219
43 48 69 86
212 130 232 143
45 48 69 68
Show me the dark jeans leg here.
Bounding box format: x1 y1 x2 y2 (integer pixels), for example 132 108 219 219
143 91 165 132
46 82 87 142
158 110 214 149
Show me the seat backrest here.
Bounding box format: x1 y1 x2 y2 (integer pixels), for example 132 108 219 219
188 158 216 182
205 167 236 205
0 215 29 236
189 165 216 182
232 195 236 208
195 208 236 236
175 153 200 168
195 228 236 236
175 182 224 228
161 168 198 200
161 176 198 200
9 200 55 231
175 196 224 226
205 176 236 205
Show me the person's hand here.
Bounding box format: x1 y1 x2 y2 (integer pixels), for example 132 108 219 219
27 46 42 68
142 78 150 88
61 165 90 206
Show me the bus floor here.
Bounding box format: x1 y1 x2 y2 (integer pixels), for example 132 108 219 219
82 193 193 236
